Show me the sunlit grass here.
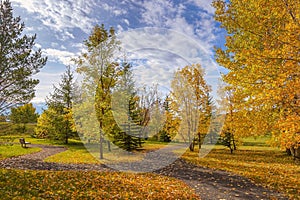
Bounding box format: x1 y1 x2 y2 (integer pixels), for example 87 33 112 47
182 146 300 199
0 145 41 160
45 141 146 164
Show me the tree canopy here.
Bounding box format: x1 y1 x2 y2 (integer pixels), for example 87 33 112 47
213 0 300 150
0 0 47 114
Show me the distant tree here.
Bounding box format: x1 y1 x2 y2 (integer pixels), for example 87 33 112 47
10 103 38 133
36 66 76 144
0 0 47 114
0 114 6 122
154 95 179 142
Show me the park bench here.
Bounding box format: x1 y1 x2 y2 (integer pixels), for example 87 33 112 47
19 138 31 148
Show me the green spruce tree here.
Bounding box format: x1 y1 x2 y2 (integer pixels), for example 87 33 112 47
0 0 47 114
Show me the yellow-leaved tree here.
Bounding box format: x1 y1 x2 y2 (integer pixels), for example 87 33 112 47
170 64 212 151
213 0 300 156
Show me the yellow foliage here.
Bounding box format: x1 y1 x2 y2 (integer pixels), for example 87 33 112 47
213 0 300 149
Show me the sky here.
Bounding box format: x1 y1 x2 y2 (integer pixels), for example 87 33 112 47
10 0 227 111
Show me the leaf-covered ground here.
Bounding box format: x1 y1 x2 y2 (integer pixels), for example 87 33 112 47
182 147 300 199
0 169 199 199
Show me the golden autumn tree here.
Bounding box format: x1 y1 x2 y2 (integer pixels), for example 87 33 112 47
170 64 212 151
213 0 300 154
75 24 122 159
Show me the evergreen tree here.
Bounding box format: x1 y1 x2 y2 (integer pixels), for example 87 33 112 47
0 0 47 114
112 62 142 151
36 66 76 144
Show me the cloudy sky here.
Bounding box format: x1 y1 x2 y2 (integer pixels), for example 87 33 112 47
10 0 226 107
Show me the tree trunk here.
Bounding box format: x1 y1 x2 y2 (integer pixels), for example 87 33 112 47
294 147 300 160
286 148 292 156
107 140 111 152
99 135 104 159
189 140 195 151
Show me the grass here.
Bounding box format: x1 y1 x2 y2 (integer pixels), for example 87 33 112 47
242 135 272 147
44 142 101 164
44 140 170 164
182 145 300 199
0 169 199 199
0 145 41 160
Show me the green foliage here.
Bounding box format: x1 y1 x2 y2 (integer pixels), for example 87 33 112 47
218 130 237 153
112 125 141 151
182 146 300 199
159 130 171 142
0 0 47 114
35 108 76 143
111 62 144 151
75 24 122 159
9 103 38 133
36 66 77 144
0 114 6 122
47 65 74 111
0 122 36 136
0 170 199 199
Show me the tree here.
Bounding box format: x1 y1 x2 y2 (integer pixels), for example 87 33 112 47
137 85 164 141
35 107 75 142
10 103 38 133
218 88 238 153
47 65 76 144
213 0 300 153
111 62 142 151
170 64 212 151
0 114 6 122
0 0 47 114
75 24 121 159
157 95 180 142
36 66 77 144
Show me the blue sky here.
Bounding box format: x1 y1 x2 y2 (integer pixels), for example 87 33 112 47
10 0 226 108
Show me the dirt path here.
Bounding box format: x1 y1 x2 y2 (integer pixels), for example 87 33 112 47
0 144 288 200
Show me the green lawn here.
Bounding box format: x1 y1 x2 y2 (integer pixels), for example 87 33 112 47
0 145 41 160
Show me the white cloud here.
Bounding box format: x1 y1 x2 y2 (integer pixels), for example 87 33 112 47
43 48 76 66
137 0 218 56
31 72 64 103
11 0 96 37
188 0 215 14
102 2 128 16
118 28 221 96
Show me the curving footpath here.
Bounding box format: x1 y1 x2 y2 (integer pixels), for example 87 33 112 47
0 144 288 200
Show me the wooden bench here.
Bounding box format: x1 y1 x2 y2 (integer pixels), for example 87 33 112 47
19 138 31 148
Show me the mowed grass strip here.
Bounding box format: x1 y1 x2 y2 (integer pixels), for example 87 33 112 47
182 146 300 199
0 145 41 160
44 141 171 164
0 169 199 199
